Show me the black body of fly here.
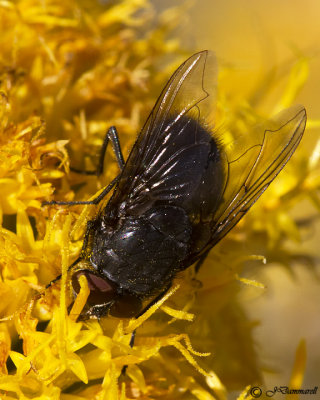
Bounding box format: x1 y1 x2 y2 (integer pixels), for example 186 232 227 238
45 50 307 320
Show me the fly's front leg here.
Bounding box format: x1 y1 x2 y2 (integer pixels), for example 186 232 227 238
45 256 81 290
103 126 125 173
70 126 125 176
43 126 125 206
42 175 121 206
45 220 95 289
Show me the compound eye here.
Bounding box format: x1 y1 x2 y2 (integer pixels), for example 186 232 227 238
72 270 116 306
109 294 143 318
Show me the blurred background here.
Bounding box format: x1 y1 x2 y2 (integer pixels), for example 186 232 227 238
156 0 320 390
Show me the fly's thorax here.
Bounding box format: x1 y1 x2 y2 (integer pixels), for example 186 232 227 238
89 205 192 297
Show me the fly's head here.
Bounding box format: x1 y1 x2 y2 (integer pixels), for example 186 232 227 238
69 214 143 320
71 268 143 320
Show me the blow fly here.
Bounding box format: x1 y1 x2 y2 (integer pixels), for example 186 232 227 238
45 50 306 320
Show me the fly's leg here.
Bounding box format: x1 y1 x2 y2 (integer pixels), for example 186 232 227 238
70 126 125 176
45 219 96 289
104 126 125 172
43 126 125 206
42 175 120 206
194 250 210 273
184 251 210 302
45 257 81 290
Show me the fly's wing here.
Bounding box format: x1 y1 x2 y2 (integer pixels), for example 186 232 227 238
204 104 306 251
107 50 219 213
106 50 306 261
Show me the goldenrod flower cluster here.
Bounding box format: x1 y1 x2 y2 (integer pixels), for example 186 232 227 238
0 1 318 399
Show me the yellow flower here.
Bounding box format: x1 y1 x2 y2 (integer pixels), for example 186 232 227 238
0 1 318 399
